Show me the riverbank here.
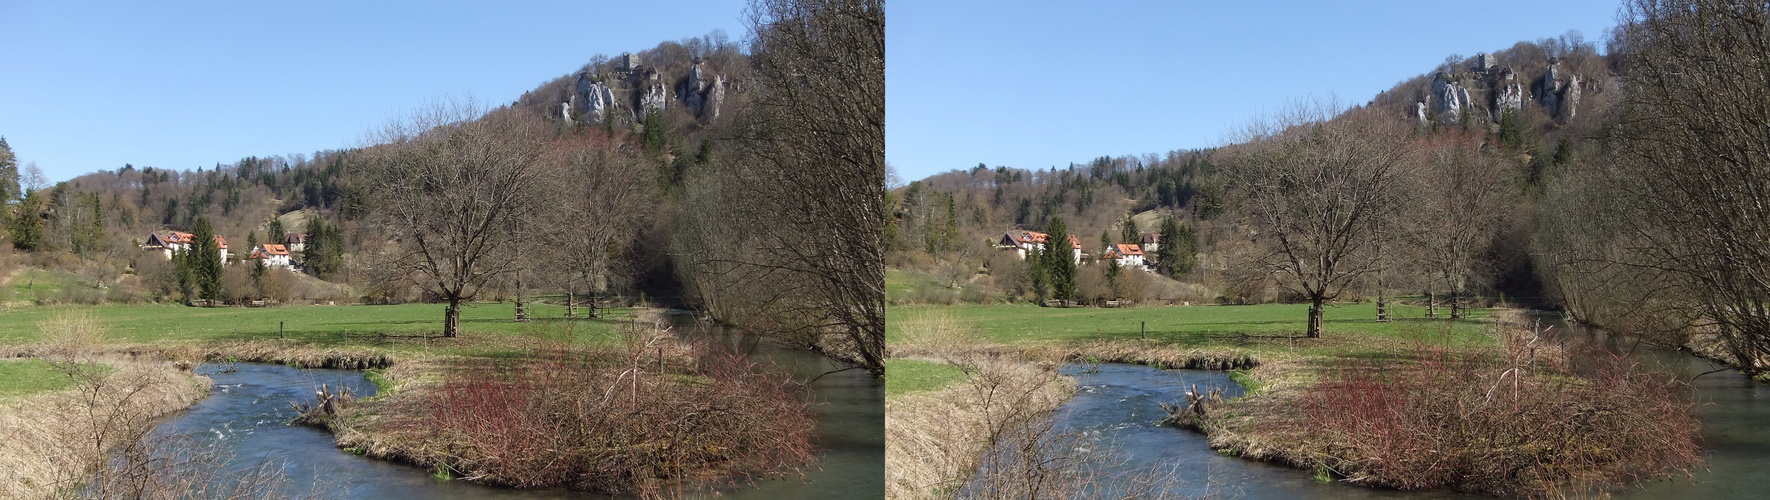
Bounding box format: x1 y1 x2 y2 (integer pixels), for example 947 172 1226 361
887 304 1705 497
0 303 828 496
0 356 210 499
298 315 819 494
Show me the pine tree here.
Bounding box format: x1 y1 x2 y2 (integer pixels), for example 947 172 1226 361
1155 216 1198 278
1046 216 1077 301
266 218 286 246
191 217 223 303
1028 237 1049 301
1119 215 1138 244
8 189 44 250
303 216 344 278
0 137 18 204
174 248 196 301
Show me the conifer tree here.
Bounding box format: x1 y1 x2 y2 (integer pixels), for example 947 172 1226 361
1046 216 1076 301
191 217 223 303
266 218 285 246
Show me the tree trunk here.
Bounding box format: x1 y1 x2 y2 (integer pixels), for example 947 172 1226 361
1377 288 1388 322
444 296 461 338
1308 296 1324 338
1450 288 1463 319
566 291 575 318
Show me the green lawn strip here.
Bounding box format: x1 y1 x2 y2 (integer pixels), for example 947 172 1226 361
888 301 1496 357
0 302 639 358
885 358 967 397
0 358 83 399
6 268 95 303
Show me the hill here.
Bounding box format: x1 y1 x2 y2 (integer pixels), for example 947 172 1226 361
887 32 1615 309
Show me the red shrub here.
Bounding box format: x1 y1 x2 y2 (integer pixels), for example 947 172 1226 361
1296 329 1701 497
421 337 817 493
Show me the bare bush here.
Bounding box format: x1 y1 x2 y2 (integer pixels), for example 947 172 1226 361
0 358 210 498
322 322 816 494
1280 321 1701 496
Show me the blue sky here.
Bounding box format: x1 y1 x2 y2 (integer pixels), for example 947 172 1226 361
887 0 1624 183
0 1 749 182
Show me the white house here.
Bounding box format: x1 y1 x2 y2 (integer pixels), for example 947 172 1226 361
142 231 194 260
285 233 307 253
248 244 292 269
996 231 1082 265
1139 232 1161 254
142 231 228 264
1103 243 1146 268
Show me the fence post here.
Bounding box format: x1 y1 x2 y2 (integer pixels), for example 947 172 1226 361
280 321 285 340
1141 321 1146 341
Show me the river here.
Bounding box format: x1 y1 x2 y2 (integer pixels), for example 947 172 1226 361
135 318 883 499
1043 315 1770 499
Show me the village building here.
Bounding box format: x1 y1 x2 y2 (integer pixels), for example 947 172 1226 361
1139 232 1161 254
248 244 293 269
141 231 229 264
996 231 1082 265
285 233 307 253
1103 243 1146 268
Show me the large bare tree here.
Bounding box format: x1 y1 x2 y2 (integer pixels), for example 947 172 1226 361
1593 0 1770 372
1227 103 1419 338
676 0 884 375
356 101 554 337
542 135 654 317
1412 133 1518 319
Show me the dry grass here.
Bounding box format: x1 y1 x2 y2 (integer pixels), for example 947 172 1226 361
0 311 212 500
888 310 1214 499
886 353 1073 499
887 310 1078 499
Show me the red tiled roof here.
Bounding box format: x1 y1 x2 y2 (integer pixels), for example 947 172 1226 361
1115 243 1143 256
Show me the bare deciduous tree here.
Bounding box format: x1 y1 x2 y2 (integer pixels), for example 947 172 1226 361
1412 133 1518 319
1580 0 1770 372
677 0 884 375
542 136 653 317
1227 102 1419 338
356 100 554 337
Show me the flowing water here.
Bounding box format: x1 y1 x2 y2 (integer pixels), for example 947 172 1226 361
1046 315 1770 499
141 318 882 499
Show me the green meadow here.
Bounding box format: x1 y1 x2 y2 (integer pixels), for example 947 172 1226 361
0 301 637 350
888 301 1495 346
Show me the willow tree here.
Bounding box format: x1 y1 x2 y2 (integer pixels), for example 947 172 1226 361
357 101 553 338
1228 103 1418 338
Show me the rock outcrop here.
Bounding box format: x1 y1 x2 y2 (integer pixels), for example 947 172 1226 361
1491 68 1523 120
1432 72 1470 125
639 70 669 114
573 73 617 122
683 61 727 119
1534 59 1581 121
1562 74 1581 120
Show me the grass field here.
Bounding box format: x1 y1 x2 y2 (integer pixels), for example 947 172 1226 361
0 300 638 351
5 268 99 303
884 358 967 397
889 300 1495 350
0 359 80 400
